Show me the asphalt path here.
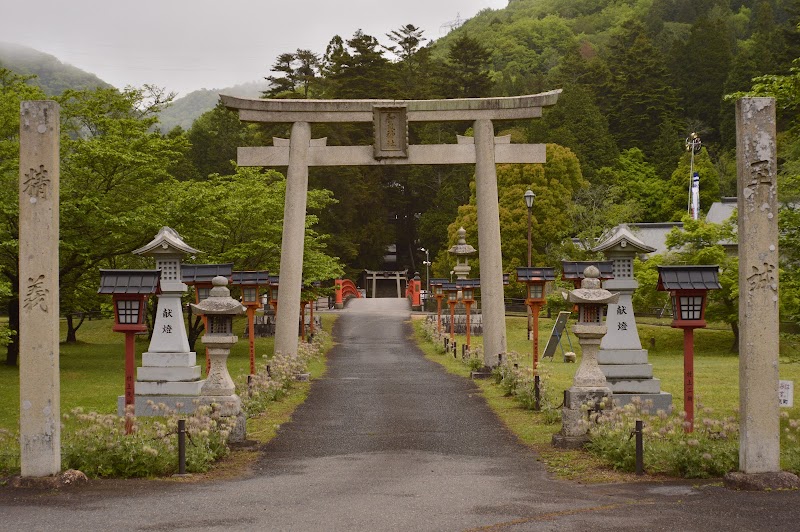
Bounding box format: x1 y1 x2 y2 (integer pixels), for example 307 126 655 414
3 298 800 530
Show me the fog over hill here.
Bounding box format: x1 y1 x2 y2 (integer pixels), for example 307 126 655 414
0 41 110 95
157 80 268 133
0 40 268 132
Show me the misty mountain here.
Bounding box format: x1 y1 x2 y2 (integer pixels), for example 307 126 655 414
157 81 268 133
0 41 110 95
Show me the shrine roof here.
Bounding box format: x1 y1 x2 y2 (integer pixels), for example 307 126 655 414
592 224 657 254
231 270 271 286
133 226 200 256
98 269 161 295
656 265 722 291
182 263 234 284
561 261 615 280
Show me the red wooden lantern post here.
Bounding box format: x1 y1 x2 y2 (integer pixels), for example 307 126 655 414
182 263 234 376
430 278 447 334
232 270 269 375
516 267 555 410
657 265 721 432
268 275 279 315
443 283 459 343
457 279 479 351
99 269 161 434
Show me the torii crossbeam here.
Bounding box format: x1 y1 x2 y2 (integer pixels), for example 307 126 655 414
222 91 561 367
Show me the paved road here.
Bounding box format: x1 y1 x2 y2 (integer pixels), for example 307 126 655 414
3 298 800 530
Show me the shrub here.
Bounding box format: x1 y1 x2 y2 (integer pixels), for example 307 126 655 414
587 398 739 478
61 402 234 478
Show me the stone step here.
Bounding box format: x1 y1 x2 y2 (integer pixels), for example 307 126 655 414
600 364 653 379
611 392 673 412
607 378 662 394
135 380 205 396
142 351 197 367
597 349 649 365
137 365 201 382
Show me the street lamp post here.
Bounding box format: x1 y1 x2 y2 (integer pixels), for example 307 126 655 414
524 190 536 338
524 190 535 267
419 247 431 305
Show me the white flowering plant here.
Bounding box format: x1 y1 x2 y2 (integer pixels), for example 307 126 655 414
586 397 739 478
60 401 235 478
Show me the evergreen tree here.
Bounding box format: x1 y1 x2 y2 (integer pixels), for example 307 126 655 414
438 33 493 98
602 19 681 159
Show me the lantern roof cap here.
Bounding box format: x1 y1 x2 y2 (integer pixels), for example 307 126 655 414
516 266 556 282
429 278 448 286
98 269 161 295
561 260 615 280
182 263 234 284
442 282 459 291
456 278 481 288
190 276 246 315
448 227 477 256
133 226 200 257
231 270 270 286
568 266 619 305
592 224 656 255
656 265 721 291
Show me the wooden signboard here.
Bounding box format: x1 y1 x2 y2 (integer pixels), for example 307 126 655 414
543 311 571 359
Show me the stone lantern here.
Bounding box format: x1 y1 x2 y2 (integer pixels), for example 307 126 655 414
191 275 247 441
449 227 476 280
553 266 619 449
130 227 203 415
592 224 672 411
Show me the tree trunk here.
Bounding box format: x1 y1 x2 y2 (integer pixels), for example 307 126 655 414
5 296 19 366
731 321 739 353
65 312 86 343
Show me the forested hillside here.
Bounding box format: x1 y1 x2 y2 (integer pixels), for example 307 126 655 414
187 0 797 273
0 41 109 95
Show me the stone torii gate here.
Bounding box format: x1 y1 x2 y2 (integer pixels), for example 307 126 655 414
222 91 560 367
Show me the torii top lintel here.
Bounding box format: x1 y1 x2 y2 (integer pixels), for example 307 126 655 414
220 90 561 124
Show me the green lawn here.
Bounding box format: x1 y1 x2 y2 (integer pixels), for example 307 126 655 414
444 315 800 420
0 314 329 431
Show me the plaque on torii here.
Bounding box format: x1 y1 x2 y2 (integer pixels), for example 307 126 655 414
222 91 561 367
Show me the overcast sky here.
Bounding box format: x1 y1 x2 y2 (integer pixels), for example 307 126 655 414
1 0 508 96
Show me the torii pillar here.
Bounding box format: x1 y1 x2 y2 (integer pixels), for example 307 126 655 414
222 92 561 367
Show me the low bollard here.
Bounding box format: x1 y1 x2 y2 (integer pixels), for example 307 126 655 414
178 419 187 475
534 375 541 411
635 419 644 475
453 341 457 358
444 338 449 352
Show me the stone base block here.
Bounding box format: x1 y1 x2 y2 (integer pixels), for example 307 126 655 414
552 433 589 449
228 412 247 443
118 393 241 417
612 392 673 412
471 370 493 380
135 379 205 396
607 378 661 394
597 349 649 365
724 471 800 491
137 365 201 382
334 303 344 309
142 351 197 367
600 364 653 379
565 387 612 409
